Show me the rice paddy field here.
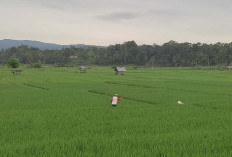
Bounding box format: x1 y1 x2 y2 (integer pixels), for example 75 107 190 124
1 66 232 156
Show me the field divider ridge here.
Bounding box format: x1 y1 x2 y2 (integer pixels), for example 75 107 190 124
104 81 199 93
21 83 50 90
88 89 157 105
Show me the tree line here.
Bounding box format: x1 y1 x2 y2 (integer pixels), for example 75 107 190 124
1 40 232 67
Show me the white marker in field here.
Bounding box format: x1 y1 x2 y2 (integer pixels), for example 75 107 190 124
178 100 184 105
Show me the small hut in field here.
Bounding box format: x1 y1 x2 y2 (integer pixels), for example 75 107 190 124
79 66 87 73
132 66 139 70
113 67 126 75
219 66 232 71
12 69 22 75
227 66 232 71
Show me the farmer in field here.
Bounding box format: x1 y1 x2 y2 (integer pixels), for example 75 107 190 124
111 94 123 107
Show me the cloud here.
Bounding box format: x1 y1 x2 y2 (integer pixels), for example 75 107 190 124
150 9 187 17
16 0 80 10
96 12 140 22
1 0 232 45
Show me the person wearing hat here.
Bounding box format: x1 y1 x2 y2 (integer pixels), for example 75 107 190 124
111 94 123 107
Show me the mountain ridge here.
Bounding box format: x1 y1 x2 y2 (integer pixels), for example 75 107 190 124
0 39 103 50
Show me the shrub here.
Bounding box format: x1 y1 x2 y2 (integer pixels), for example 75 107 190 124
8 58 19 69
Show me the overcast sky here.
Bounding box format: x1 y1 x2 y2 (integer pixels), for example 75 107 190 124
0 0 232 46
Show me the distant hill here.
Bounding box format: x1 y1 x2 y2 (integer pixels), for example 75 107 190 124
0 39 103 50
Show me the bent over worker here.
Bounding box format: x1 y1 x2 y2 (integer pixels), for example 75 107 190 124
111 94 123 107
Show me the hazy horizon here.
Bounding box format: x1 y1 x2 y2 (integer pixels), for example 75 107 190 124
2 38 232 47
1 0 232 46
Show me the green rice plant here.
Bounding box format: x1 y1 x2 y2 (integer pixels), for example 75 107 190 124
0 67 232 156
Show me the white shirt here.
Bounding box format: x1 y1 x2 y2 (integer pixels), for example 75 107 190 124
112 96 118 105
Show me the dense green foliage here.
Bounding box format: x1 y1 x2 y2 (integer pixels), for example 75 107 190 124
1 41 232 66
1 67 232 156
7 58 19 69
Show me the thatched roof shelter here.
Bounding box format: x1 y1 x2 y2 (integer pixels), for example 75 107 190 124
113 67 126 75
79 66 87 73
